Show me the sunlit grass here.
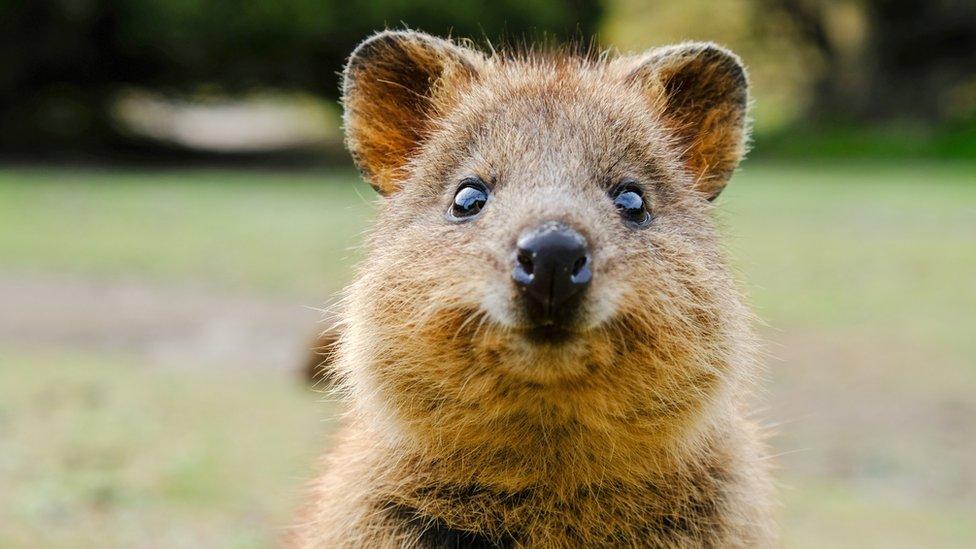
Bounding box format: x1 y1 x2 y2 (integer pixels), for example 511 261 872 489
0 349 331 548
0 168 375 296
782 476 976 549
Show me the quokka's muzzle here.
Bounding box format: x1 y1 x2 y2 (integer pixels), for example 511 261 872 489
512 221 592 326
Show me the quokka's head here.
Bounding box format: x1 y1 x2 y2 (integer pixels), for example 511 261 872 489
339 30 753 439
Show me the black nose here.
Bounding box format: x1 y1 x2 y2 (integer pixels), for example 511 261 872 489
512 222 592 324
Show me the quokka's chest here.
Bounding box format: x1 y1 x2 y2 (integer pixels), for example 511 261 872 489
378 477 730 548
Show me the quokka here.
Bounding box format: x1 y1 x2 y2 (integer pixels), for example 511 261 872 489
290 30 775 548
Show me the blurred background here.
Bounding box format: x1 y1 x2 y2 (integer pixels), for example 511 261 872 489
0 1 973 547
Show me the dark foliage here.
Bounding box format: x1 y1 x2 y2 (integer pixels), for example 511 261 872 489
0 0 602 154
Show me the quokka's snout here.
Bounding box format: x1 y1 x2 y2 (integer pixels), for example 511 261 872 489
512 220 591 329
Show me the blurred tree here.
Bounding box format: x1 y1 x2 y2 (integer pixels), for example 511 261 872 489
0 0 602 155
758 0 976 125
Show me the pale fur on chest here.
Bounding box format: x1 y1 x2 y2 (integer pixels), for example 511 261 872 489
291 410 773 548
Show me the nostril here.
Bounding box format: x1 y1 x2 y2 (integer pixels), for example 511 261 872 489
571 255 588 277
517 248 534 275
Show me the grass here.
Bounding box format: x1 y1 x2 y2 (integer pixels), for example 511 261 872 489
724 161 976 370
752 122 976 162
1 161 974 546
0 349 334 548
0 168 375 296
782 477 976 548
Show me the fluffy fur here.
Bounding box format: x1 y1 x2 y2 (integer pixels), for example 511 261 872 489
289 30 774 547
304 326 341 384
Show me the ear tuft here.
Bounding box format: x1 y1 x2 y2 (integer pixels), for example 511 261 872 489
628 42 749 200
342 30 479 195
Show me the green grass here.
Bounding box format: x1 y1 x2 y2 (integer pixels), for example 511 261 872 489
723 160 976 367
752 122 976 161
0 168 375 296
782 477 976 548
0 349 332 548
1 161 974 546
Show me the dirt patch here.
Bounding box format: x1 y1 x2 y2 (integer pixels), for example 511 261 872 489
0 270 328 373
763 328 976 504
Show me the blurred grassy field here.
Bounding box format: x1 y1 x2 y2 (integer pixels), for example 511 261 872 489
1 162 974 547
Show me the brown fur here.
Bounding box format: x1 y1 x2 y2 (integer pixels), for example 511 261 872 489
289 31 774 547
303 326 341 385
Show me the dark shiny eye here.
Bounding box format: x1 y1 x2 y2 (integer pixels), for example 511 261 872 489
612 182 651 228
449 178 489 220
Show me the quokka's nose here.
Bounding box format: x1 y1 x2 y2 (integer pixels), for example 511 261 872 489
512 221 592 324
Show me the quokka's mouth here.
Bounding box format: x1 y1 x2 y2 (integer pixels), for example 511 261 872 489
521 323 577 345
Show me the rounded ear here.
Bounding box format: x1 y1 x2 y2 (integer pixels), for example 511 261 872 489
341 30 480 195
626 43 749 200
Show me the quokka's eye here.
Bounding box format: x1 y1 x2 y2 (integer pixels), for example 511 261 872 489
448 177 489 221
611 181 652 228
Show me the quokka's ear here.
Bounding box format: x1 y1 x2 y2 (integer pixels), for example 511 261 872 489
627 43 749 200
342 30 480 194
